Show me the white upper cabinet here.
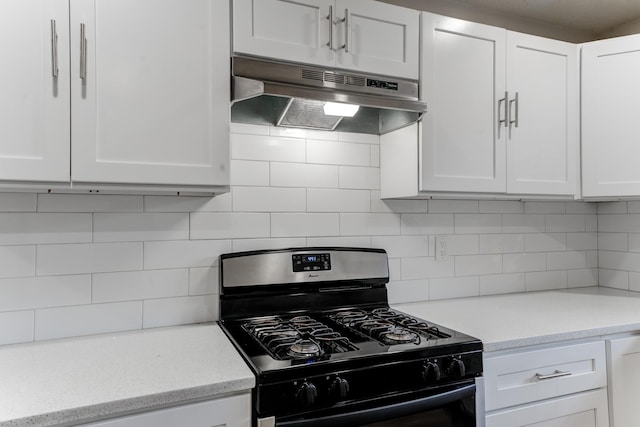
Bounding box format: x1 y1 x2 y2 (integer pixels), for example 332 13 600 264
582 34 640 198
381 13 578 199
505 31 578 195
420 13 507 194
232 0 419 79
70 0 229 189
0 0 70 183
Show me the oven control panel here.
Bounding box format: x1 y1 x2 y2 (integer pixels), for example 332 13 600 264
292 253 331 272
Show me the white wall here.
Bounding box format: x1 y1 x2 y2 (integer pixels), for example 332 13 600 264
0 123 598 346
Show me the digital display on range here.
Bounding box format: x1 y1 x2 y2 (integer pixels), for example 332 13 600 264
292 253 331 272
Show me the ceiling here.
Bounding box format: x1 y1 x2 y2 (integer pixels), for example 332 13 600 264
380 0 640 41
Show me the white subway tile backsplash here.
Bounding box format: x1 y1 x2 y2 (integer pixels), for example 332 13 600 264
400 214 454 235
144 194 231 213
546 251 587 271
429 200 478 214
230 122 269 135
478 200 524 214
598 233 628 251
231 160 270 186
339 166 380 190
600 269 629 290
371 236 430 258
94 213 189 242
370 145 380 168
387 280 429 304
189 267 218 296
143 295 218 328
190 213 270 239
0 193 36 212
429 276 479 300
546 215 586 232
340 213 400 236
272 213 339 237
479 273 525 295
455 214 501 234
479 234 524 254
503 253 546 273
599 214 640 233
0 275 90 311
443 235 479 255
599 250 640 272
37 243 142 276
271 163 339 188
597 202 628 214
525 233 566 252
38 194 142 213
566 202 597 214
388 258 401 281
568 269 598 288
502 214 545 233
629 272 640 292
0 213 91 245
0 246 35 278
566 233 598 251
232 187 306 212
231 133 305 162
307 140 371 166
524 202 565 214
0 310 33 345
455 254 502 277
338 132 379 144
307 236 372 247
628 202 640 213
586 215 598 232
401 257 455 280
92 269 189 303
35 301 142 341
370 192 428 214
525 271 567 292
144 240 231 270
307 189 370 212
232 238 306 252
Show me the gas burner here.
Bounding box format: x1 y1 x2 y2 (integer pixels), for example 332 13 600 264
380 327 420 345
287 340 322 358
331 310 369 326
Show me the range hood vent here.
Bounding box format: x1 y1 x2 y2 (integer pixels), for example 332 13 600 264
231 57 427 135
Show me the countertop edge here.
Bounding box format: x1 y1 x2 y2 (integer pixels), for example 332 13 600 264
0 378 255 427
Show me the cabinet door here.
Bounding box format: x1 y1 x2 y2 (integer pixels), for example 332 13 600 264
233 0 334 68
486 389 609 427
420 13 506 193
582 35 640 198
506 32 578 195
81 392 251 427
0 0 69 183
334 0 419 79
607 336 640 427
70 0 229 188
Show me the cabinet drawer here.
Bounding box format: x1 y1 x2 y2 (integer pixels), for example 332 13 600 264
486 389 609 427
484 341 606 411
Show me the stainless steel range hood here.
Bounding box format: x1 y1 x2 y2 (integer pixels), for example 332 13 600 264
231 56 427 135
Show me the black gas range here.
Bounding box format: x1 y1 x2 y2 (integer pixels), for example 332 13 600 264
218 247 482 427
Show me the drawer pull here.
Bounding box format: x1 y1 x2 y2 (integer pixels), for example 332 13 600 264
535 370 572 381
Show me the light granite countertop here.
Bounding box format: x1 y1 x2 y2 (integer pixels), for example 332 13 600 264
0 323 255 427
394 287 640 352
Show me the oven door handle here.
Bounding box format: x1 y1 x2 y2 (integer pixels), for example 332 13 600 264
277 383 476 427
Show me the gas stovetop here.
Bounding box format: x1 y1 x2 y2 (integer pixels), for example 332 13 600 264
217 247 483 422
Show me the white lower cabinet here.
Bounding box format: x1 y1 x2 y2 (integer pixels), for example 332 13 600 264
80 392 251 427
483 340 609 427
607 335 640 427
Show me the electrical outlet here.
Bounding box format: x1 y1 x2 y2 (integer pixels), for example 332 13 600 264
435 236 449 261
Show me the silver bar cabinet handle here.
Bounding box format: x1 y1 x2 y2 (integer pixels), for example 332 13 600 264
50 19 59 78
509 92 519 129
498 91 508 137
326 5 333 51
80 23 87 80
344 9 349 53
535 370 572 381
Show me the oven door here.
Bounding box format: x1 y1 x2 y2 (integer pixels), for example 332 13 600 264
265 382 476 427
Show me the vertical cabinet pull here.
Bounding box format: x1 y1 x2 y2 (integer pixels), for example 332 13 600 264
50 19 59 78
326 5 334 51
343 9 349 53
509 92 519 129
80 23 87 80
498 91 508 137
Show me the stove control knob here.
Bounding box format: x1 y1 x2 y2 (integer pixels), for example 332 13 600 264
329 376 350 400
447 358 466 379
295 381 318 406
421 361 441 383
